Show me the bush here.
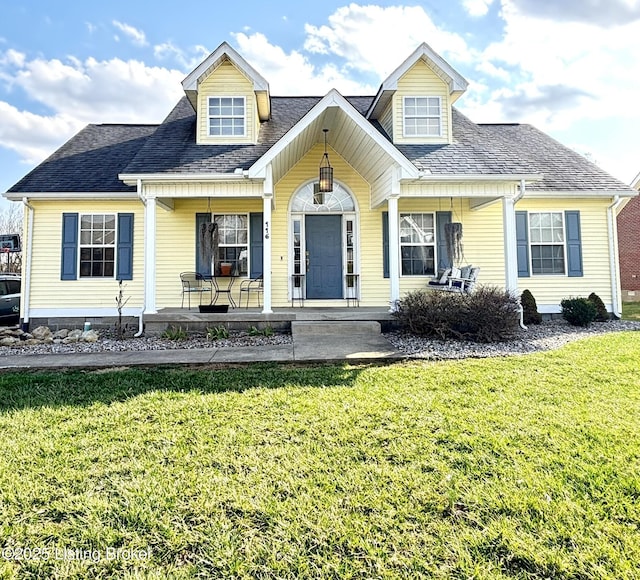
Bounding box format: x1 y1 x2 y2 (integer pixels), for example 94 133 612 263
561 298 597 327
588 292 609 322
520 289 542 325
207 325 229 340
161 326 188 341
393 286 521 343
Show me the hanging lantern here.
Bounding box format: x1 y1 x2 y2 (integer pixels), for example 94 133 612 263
318 128 333 193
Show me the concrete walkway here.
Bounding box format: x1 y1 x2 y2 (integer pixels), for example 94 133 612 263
0 321 404 370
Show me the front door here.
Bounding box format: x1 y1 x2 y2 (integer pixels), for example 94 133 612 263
305 215 342 299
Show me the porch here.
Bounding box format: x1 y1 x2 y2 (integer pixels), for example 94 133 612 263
144 306 396 336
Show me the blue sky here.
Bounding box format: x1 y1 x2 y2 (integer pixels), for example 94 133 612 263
1 0 640 209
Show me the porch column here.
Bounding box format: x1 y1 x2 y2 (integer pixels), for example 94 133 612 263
262 163 273 313
502 196 518 294
144 195 157 314
262 195 273 313
388 195 400 310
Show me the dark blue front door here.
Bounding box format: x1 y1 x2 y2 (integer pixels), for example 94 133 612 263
306 215 342 299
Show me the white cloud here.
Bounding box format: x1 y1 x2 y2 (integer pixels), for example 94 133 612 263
112 20 148 47
303 4 473 77
463 0 496 17
153 41 209 71
0 52 184 165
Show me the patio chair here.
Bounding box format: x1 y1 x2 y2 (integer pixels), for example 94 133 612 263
239 275 264 308
180 272 213 309
428 265 480 294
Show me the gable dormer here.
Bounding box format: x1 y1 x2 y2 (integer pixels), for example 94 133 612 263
182 42 270 145
367 43 468 145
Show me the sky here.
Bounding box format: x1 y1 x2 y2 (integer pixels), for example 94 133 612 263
1 0 640 211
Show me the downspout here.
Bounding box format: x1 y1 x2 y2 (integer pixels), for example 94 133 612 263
134 179 145 337
515 180 527 329
607 195 624 318
20 197 35 331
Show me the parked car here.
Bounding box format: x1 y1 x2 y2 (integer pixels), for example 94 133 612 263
0 274 20 325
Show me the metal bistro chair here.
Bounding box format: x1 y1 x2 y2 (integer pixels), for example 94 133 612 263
239 275 264 308
180 272 213 309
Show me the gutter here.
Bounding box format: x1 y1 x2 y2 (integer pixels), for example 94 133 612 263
20 197 35 331
607 195 624 318
134 179 145 337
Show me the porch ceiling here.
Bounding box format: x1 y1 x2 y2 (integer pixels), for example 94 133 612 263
261 103 414 187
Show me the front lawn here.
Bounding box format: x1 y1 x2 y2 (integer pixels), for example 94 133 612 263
1 332 639 578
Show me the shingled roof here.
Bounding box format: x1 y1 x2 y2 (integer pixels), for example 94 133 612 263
8 95 634 194
8 124 158 193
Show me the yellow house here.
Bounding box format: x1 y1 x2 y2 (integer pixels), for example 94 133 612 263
4 42 637 329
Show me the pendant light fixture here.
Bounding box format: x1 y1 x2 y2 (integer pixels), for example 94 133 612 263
318 128 333 193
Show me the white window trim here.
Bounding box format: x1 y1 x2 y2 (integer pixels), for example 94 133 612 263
78 212 117 279
403 96 442 138
207 96 247 138
399 212 437 277
528 210 567 276
212 213 250 277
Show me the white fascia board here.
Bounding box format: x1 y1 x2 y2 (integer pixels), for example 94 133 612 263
181 41 269 93
118 173 257 186
2 191 138 201
406 173 544 183
522 189 638 198
248 88 418 179
630 170 640 190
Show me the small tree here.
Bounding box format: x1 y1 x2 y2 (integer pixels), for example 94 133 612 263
520 289 542 325
115 280 130 339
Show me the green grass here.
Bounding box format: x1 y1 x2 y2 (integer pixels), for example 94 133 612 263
1 333 639 579
622 301 640 320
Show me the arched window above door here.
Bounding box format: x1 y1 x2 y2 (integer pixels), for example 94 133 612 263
291 181 355 213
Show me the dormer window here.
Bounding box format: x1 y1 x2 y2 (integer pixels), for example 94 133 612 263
403 96 441 137
208 96 246 137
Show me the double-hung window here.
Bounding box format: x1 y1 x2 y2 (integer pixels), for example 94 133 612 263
79 214 116 277
400 213 436 276
403 96 441 137
214 214 248 276
529 212 565 274
208 97 245 137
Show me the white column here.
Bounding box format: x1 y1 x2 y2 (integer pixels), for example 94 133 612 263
502 196 518 294
262 195 273 313
388 195 400 310
262 163 273 313
144 195 157 314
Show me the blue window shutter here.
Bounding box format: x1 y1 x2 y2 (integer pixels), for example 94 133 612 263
516 211 530 277
436 211 452 270
250 212 263 278
116 213 134 281
195 213 212 277
565 210 583 277
61 213 78 280
382 212 389 279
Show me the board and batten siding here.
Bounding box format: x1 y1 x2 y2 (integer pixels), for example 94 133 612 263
516 199 614 308
155 198 262 308
196 60 258 145
393 60 451 145
27 201 144 310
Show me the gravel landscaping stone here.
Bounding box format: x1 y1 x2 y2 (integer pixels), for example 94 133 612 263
385 319 640 359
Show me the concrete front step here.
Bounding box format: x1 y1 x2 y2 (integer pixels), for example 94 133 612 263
291 320 382 337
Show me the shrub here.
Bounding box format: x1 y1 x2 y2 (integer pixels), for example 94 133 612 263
207 325 229 341
520 289 542 325
588 292 609 322
393 286 521 343
249 325 274 337
560 298 597 327
161 326 188 341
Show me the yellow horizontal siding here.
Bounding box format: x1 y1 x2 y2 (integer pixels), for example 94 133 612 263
155 198 262 307
197 61 257 145
28 201 144 309
394 60 450 145
517 199 613 308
